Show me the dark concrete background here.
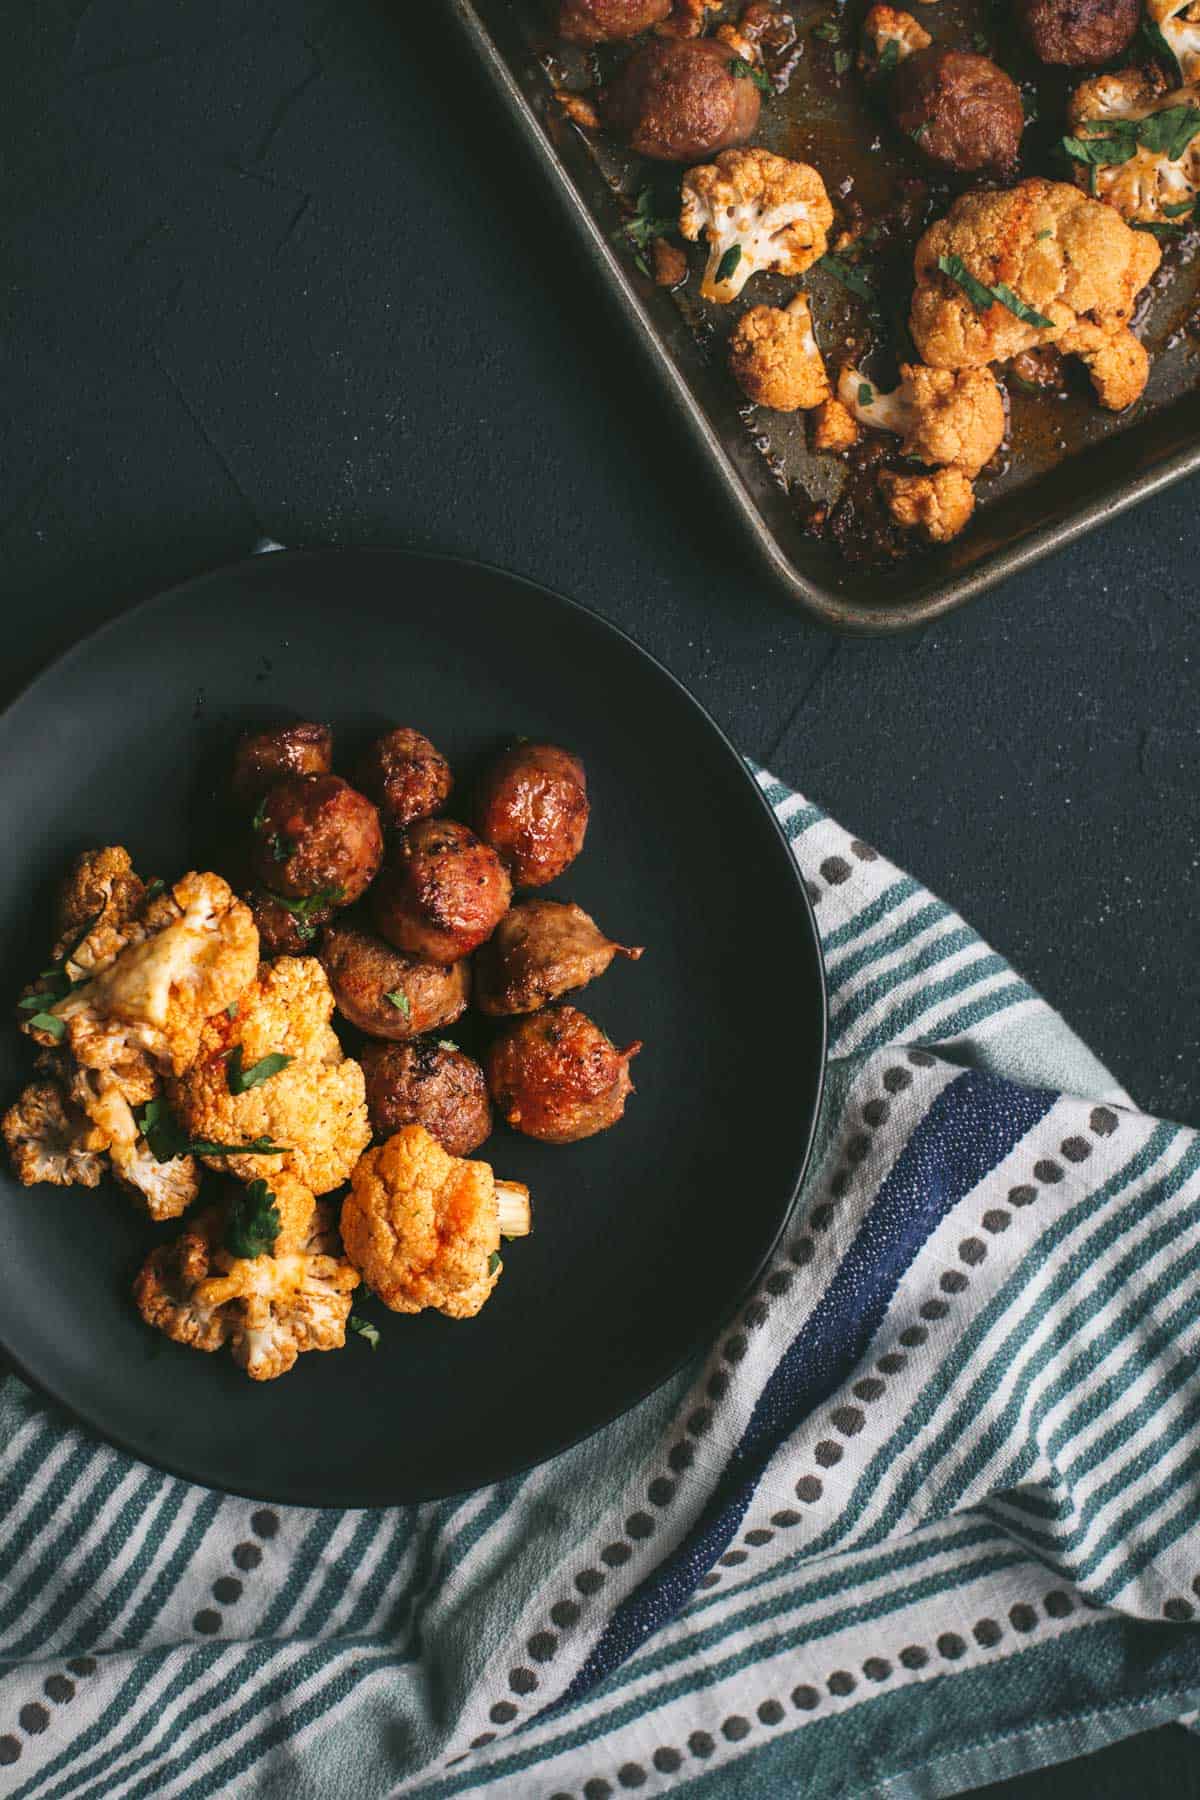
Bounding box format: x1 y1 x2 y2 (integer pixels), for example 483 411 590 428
4 3 1199 1789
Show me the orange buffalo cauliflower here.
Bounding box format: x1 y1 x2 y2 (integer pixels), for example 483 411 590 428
680 149 833 302
44 871 259 1089
910 179 1160 410
879 467 976 542
2 1081 106 1188
859 6 931 75
342 1124 531 1319
1067 73 1200 224
134 1199 358 1381
728 293 831 411
838 362 1006 477
811 396 860 452
169 956 369 1195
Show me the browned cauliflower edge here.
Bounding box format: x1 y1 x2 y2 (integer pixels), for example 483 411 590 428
859 6 931 75
680 148 833 302
1067 72 1200 224
341 1125 531 1320
2 1082 106 1188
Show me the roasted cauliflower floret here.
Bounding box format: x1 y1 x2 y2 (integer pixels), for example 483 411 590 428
811 396 860 451
838 362 1005 477
1148 0 1200 82
859 5 931 75
2 1081 106 1188
1067 75 1200 224
910 178 1160 410
133 1200 358 1381
342 1125 531 1320
51 846 150 972
680 148 833 301
48 872 259 1085
70 1068 199 1220
879 467 976 542
729 293 831 410
169 956 369 1195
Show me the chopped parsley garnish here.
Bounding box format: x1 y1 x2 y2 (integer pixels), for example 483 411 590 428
226 999 239 1018
972 30 990 52
833 47 853 74
813 17 842 42
437 1039 458 1052
144 879 166 900
267 833 294 865
135 1097 287 1163
819 253 876 301
1133 218 1189 236
1142 12 1180 72
270 886 343 918
227 1046 294 1094
612 187 677 255
251 797 269 832
1035 228 1053 241
936 253 1054 329
877 37 899 75
1062 105 1200 170
225 1179 281 1260
349 1315 381 1350
857 382 874 407
728 56 772 92
1164 199 1197 217
29 1012 65 1040
385 990 413 1020
487 1251 502 1276
23 908 104 1016
910 120 930 142
714 243 743 285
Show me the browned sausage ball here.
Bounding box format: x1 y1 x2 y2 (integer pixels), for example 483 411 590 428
556 0 670 42
321 917 471 1038
475 899 643 1016
890 50 1024 177
485 1005 640 1144
357 727 453 832
249 773 383 906
602 38 762 162
231 722 332 810
360 1039 492 1156
474 743 589 889
1015 0 1139 65
247 887 335 957
371 819 512 965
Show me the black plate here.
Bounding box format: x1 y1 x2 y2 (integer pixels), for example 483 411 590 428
0 549 826 1506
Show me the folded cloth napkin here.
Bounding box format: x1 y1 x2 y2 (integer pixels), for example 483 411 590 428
3 772 1200 1800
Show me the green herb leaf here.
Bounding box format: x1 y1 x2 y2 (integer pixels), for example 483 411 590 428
437 1039 458 1052
227 1046 294 1095
857 382 874 407
1133 218 1188 236
833 47 853 74
267 833 294 865
487 1251 502 1276
728 55 772 92
819 253 876 300
1035 228 1053 241
270 887 344 919
714 243 743 285
144 879 166 901
612 187 678 253
877 37 899 75
1061 128 1138 168
1142 13 1178 71
251 797 269 833
1137 103 1200 160
385 990 412 1020
226 999 239 1018
910 120 930 142
136 1097 288 1162
29 1012 65 1040
936 254 1053 329
813 17 841 42
225 1179 281 1260
349 1314 381 1350
1163 198 1197 217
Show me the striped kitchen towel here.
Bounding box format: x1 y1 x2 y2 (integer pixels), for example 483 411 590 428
2 770 1199 1800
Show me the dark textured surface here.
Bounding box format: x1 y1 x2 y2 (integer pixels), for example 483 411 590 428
3 0 1198 1780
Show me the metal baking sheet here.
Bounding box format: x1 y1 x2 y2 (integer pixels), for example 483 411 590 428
448 0 1200 632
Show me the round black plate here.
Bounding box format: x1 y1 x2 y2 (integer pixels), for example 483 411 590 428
0 550 826 1506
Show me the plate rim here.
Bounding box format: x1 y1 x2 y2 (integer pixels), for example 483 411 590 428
0 545 828 1506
